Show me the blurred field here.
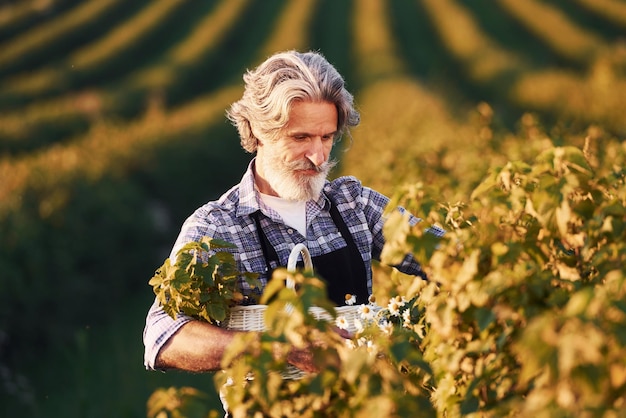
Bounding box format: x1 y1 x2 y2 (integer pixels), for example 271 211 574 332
1 0 624 416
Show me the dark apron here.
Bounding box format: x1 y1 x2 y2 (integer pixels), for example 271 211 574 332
252 198 369 306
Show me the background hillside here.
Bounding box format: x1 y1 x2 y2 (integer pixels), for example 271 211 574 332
1 0 624 416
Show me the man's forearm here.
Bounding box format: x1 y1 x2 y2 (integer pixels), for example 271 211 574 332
154 318 347 374
154 321 240 372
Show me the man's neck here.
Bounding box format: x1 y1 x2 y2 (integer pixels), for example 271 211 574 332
252 160 279 197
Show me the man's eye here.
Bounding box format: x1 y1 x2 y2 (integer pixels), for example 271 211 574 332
322 135 334 141
293 135 308 141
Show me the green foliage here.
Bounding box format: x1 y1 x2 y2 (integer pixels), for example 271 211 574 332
216 269 436 418
149 237 260 324
2 0 625 415
152 135 626 417
147 386 220 418
380 139 626 417
0 175 157 360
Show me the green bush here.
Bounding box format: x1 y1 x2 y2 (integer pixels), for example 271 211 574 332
0 116 249 370
152 135 626 417
0 175 158 362
381 140 626 416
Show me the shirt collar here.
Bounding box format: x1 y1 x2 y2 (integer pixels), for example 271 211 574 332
236 159 261 217
236 158 331 217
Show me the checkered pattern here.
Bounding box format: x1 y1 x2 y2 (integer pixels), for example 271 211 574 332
143 159 444 369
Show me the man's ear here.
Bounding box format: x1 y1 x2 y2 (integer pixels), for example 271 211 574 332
250 126 263 148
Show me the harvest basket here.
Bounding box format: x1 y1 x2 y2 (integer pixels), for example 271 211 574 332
223 244 363 379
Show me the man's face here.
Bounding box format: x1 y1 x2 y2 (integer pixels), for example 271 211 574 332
255 100 338 201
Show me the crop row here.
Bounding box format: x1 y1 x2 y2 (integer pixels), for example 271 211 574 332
574 0 626 29
0 0 308 156
0 0 323 212
0 0 214 105
2 0 624 414
0 0 337 397
420 0 626 134
498 0 611 67
0 0 144 78
0 0 77 41
0 0 253 155
2 0 624 159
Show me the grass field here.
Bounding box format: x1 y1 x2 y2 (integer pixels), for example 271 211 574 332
1 0 624 416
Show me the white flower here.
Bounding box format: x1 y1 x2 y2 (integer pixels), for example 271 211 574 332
336 316 349 330
357 338 377 355
359 304 375 320
368 294 376 304
366 340 377 354
379 320 393 335
387 295 406 317
345 293 356 306
387 299 402 316
353 318 364 333
402 309 412 328
345 339 356 349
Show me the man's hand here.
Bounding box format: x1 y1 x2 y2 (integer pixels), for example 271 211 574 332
286 346 319 373
332 326 353 340
285 326 352 373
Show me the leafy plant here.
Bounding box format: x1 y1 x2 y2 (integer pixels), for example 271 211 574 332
147 386 219 418
149 236 260 324
216 268 436 418
148 135 626 417
381 141 626 416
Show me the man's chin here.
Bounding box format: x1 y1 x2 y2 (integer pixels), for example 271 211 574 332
263 167 327 201
284 186 321 202
275 181 324 202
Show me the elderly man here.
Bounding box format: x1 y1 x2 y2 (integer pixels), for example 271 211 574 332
143 50 440 374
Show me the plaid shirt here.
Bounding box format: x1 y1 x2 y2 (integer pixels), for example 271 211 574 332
143 160 442 369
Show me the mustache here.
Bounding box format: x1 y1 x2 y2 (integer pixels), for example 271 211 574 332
286 158 337 173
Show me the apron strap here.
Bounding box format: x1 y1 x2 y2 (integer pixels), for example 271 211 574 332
251 211 279 275
328 199 363 269
252 195 368 305
324 196 369 304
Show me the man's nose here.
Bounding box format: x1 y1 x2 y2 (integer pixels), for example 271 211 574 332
305 138 326 167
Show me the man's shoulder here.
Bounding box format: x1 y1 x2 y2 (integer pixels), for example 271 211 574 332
189 184 241 224
326 176 389 213
326 175 363 194
327 176 385 201
325 176 362 205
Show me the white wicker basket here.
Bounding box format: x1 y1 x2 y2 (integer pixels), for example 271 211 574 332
223 244 362 379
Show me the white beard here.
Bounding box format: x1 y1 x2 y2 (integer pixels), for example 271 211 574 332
259 152 336 202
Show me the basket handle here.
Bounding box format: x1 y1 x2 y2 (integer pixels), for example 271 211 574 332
287 243 313 273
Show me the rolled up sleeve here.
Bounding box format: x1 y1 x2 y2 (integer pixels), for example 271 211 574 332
142 298 192 370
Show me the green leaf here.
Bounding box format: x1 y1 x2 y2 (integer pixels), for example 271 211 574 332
243 272 261 289
201 236 236 250
474 307 496 332
390 340 412 363
407 229 442 262
381 210 412 265
207 303 226 322
260 275 287 305
471 169 501 200
460 384 480 414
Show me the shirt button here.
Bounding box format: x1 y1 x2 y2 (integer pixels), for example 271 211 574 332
287 228 294 234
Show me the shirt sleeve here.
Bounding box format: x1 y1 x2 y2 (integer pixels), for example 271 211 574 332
143 297 192 370
360 184 441 279
142 209 215 370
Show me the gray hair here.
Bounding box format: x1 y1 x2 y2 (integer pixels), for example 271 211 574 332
226 50 360 153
